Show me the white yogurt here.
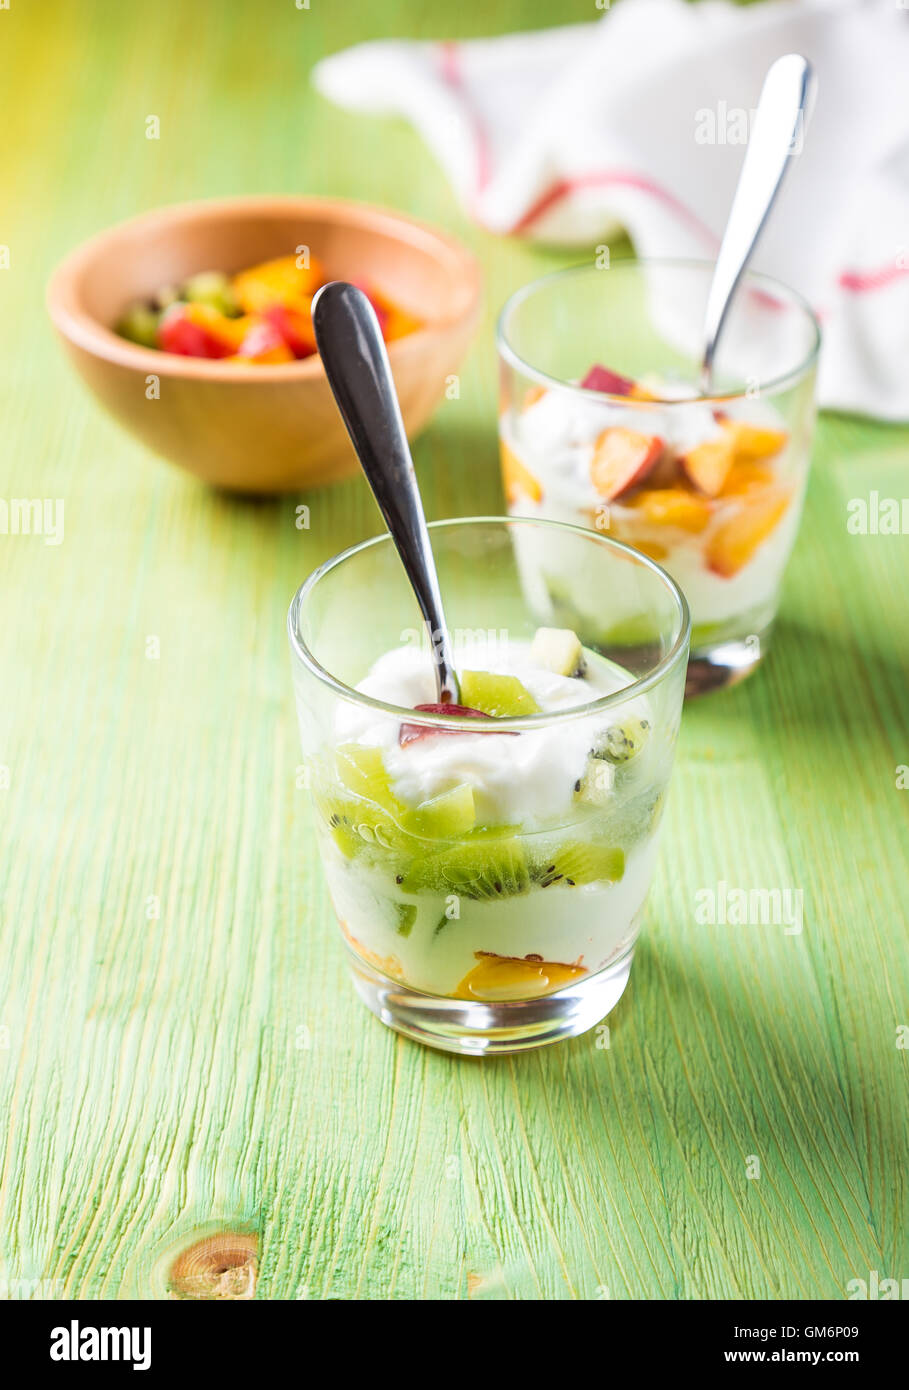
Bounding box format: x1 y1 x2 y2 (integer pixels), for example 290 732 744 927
335 638 646 830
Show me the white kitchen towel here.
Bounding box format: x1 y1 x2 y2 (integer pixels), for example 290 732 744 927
314 0 909 420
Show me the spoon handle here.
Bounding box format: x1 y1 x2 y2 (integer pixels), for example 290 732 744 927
701 53 815 390
312 280 460 704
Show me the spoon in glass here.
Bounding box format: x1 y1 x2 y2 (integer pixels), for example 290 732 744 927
311 280 461 705
700 53 815 392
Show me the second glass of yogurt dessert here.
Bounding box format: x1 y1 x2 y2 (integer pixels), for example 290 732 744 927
288 517 689 1055
497 261 819 695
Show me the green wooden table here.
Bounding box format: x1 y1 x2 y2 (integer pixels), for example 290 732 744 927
1 0 907 1301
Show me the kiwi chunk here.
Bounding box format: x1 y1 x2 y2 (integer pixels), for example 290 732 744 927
183 269 241 317
534 841 625 887
394 903 417 937
593 716 650 764
402 783 475 839
117 303 160 348
400 834 532 899
530 627 585 677
459 670 540 717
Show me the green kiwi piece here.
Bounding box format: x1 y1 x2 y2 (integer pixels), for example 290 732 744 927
533 840 625 887
399 834 532 899
593 716 651 765
394 903 417 937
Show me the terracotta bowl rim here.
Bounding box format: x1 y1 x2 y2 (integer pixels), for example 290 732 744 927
46 193 483 383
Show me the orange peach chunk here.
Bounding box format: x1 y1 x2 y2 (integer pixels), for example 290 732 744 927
721 419 788 461
720 461 777 497
500 440 543 504
455 952 587 1002
232 254 326 314
681 435 736 496
589 427 664 500
706 489 792 576
626 487 712 532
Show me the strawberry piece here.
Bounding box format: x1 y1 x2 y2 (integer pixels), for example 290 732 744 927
263 303 317 359
399 703 515 747
157 303 237 359
580 364 636 396
590 427 664 500
234 319 294 363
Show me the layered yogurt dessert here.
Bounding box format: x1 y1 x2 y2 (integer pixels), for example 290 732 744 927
500 365 805 650
308 630 671 1002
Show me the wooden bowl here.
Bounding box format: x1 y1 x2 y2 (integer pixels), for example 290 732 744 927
47 196 482 493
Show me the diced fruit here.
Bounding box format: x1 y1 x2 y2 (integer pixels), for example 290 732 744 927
706 489 792 577
400 834 531 898
721 419 788 461
403 784 476 839
629 538 669 561
232 254 325 313
590 428 664 500
574 759 614 806
500 441 543 504
335 743 397 805
262 303 317 358
581 364 635 396
594 717 650 764
116 303 160 348
719 461 776 497
157 302 241 358
317 789 408 857
183 270 241 317
681 435 736 496
355 281 422 343
233 319 294 363
455 952 586 1001
399 704 499 747
394 903 417 938
153 284 181 311
626 487 712 532
529 627 585 678
459 671 540 718
537 840 625 886
628 383 659 402
523 384 547 410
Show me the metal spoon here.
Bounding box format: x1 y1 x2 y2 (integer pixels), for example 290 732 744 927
311 280 460 704
700 53 815 391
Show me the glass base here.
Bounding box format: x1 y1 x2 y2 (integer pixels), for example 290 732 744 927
346 946 635 1056
685 623 772 699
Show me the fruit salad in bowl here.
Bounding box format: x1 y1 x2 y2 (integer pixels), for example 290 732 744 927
288 517 689 1055
117 255 419 364
497 262 819 694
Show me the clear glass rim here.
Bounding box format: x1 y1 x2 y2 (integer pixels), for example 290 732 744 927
495 257 822 406
287 515 691 730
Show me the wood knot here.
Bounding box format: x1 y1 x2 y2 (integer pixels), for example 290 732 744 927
168 1231 258 1300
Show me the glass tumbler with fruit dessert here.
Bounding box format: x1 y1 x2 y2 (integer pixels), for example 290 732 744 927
497 260 819 695
288 517 689 1055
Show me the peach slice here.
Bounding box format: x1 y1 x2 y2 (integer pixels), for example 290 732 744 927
681 436 736 496
721 420 788 461
590 427 664 500
706 489 792 576
626 486 712 532
455 951 587 1001
500 441 543 504
720 461 777 497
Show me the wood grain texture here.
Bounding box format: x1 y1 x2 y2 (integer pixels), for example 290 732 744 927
1 0 907 1301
